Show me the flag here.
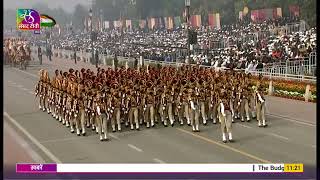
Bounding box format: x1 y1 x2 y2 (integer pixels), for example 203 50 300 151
126 20 132 29
139 19 146 29
168 17 174 29
174 16 181 28
147 18 156 30
239 11 243 20
215 13 221 29
276 8 282 17
208 14 215 29
104 21 109 29
114 20 121 28
190 15 201 27
132 19 139 29
289 5 300 17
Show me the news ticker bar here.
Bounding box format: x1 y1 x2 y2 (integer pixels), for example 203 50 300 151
16 164 303 173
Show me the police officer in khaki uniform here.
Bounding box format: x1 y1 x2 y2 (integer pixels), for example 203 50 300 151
256 86 267 127
145 86 155 128
218 90 233 143
188 87 200 132
111 85 122 132
95 82 109 141
128 89 140 130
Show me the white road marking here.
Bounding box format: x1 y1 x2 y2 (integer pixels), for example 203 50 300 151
21 88 29 91
16 85 24 88
237 123 252 129
8 80 12 83
12 68 38 78
4 111 62 163
39 136 95 144
5 121 45 163
269 133 289 141
28 91 35 95
109 134 120 140
267 113 315 127
128 144 143 152
11 82 17 85
153 158 166 164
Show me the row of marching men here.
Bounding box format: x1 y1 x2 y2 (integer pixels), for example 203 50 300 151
4 38 31 69
35 66 267 143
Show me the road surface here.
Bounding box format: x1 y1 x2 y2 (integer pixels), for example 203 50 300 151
3 57 316 178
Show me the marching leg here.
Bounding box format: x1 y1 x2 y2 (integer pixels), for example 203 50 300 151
200 102 207 125
80 109 86 136
150 105 155 127
225 110 233 142
189 108 195 132
240 101 245 122
184 103 190 126
256 103 262 127
168 103 175 127
96 115 103 141
116 108 121 131
134 108 139 130
261 102 267 127
75 116 81 136
111 112 116 132
220 114 227 143
129 109 134 130
244 99 250 121
195 108 200 132
102 114 108 140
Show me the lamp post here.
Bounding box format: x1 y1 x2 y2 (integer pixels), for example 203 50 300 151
185 0 190 63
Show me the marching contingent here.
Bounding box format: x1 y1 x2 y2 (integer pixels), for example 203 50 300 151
35 65 267 143
3 38 32 70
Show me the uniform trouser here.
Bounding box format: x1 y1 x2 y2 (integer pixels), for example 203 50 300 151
250 97 257 118
40 96 46 110
138 105 144 124
199 101 207 124
76 109 86 134
96 113 108 139
256 102 266 125
145 104 155 126
166 103 174 125
240 99 250 121
189 107 200 130
154 103 160 122
122 109 129 125
111 108 121 131
159 104 167 122
208 102 219 123
183 103 190 124
219 110 232 134
129 107 139 129
176 105 184 124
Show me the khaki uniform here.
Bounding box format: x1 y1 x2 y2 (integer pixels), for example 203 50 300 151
145 89 155 128
175 90 184 125
256 91 267 127
166 89 175 126
240 88 251 122
198 86 207 125
95 91 109 141
111 94 121 132
218 98 233 143
188 91 200 132
128 93 140 130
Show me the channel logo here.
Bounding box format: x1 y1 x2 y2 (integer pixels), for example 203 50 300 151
17 9 56 33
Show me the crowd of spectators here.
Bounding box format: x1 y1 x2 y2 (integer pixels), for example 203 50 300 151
28 16 316 71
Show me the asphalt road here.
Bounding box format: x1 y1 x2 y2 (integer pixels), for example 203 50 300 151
3 57 316 167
